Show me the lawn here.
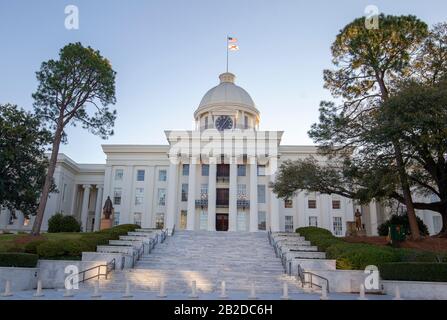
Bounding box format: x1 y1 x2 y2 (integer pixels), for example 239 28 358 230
0 232 84 253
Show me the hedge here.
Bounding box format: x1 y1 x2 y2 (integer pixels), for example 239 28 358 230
0 253 39 267
379 262 447 282
295 227 447 270
36 224 139 259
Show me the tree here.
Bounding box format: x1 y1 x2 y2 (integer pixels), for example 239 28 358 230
31 42 117 235
0 104 54 216
273 16 447 239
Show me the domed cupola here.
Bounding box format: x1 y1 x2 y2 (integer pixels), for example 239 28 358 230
194 73 260 131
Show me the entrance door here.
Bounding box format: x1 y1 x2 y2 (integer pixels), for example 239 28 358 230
216 214 229 231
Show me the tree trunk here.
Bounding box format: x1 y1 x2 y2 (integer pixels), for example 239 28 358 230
375 74 421 240
31 124 63 236
393 142 421 240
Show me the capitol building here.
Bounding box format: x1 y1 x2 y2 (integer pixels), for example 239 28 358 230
0 72 442 236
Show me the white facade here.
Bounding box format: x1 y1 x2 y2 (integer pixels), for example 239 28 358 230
0 73 442 235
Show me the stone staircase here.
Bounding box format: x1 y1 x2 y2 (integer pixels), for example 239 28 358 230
82 231 304 295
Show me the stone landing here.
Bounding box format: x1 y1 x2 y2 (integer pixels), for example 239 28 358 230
85 231 304 295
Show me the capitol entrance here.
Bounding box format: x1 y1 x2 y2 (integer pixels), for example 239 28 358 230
216 214 229 231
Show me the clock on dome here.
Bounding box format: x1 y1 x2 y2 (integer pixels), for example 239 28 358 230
215 115 233 131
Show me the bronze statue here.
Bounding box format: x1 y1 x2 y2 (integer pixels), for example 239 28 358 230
354 209 363 231
103 196 114 220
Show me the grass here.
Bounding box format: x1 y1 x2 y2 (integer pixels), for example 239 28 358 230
0 232 88 253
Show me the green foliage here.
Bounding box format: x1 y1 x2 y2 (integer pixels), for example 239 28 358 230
35 224 138 259
0 253 39 267
273 17 447 235
47 213 81 233
0 104 54 215
378 214 429 236
24 239 47 254
379 262 447 282
296 227 443 270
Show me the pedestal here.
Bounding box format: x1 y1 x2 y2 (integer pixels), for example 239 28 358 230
100 219 112 230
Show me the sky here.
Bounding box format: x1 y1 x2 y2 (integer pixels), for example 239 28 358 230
1 0 446 164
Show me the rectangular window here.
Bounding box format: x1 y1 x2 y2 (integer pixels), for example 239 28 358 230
200 210 208 230
308 199 317 209
113 188 122 205
285 199 293 208
135 188 144 205
182 164 190 176
285 216 294 233
180 210 187 230
181 184 188 202
158 188 166 206
113 212 120 226
237 184 247 198
200 184 208 196
134 212 142 227
257 165 266 176
309 216 318 227
258 185 266 203
237 165 246 176
237 211 247 231
137 170 145 182
115 169 124 181
333 217 343 236
155 212 164 229
158 170 167 182
202 164 209 176
332 200 341 209
244 116 249 129
258 211 266 231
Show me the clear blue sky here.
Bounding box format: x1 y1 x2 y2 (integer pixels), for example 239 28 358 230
1 0 446 163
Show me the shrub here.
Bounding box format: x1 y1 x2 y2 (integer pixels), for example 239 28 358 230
377 214 429 236
379 262 447 282
36 241 65 258
0 253 38 267
48 213 81 233
24 239 47 254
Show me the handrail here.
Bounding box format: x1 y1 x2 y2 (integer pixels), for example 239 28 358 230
297 265 330 293
73 258 116 285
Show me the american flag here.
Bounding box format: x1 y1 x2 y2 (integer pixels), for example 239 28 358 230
228 37 238 43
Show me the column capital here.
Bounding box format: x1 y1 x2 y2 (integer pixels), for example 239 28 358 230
209 157 217 165
82 184 92 190
96 185 104 190
190 156 199 165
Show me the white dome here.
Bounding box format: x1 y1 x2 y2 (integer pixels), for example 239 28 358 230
195 73 259 117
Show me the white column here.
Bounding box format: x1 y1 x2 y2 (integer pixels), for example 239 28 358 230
207 157 217 231
0 208 10 227
229 158 238 232
249 157 258 232
94 185 103 231
166 157 179 233
369 200 379 236
186 157 197 231
80 185 91 232
269 157 280 232
17 211 25 229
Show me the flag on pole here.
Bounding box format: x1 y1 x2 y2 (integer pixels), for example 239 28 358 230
228 44 239 51
228 37 238 43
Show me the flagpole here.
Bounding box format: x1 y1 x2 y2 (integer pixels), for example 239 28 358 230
226 35 229 73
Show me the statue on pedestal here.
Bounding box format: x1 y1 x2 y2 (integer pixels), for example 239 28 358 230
354 209 363 231
100 196 114 230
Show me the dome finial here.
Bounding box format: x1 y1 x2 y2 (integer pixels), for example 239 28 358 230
219 72 236 84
